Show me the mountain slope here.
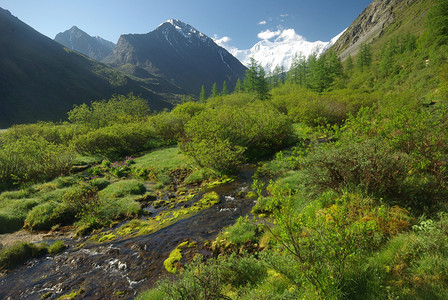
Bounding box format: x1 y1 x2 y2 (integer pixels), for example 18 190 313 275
54 26 115 61
0 8 181 127
331 0 431 60
103 19 247 94
231 29 344 73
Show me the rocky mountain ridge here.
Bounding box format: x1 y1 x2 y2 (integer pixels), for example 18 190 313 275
55 26 115 61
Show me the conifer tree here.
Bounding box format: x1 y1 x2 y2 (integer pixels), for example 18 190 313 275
357 43 372 71
200 85 207 103
221 81 229 95
345 55 354 72
243 58 271 100
211 82 219 97
234 78 243 93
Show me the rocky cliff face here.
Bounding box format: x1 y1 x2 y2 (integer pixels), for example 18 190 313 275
103 19 247 95
331 0 418 60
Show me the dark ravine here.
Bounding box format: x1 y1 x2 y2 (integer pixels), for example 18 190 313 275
0 170 256 299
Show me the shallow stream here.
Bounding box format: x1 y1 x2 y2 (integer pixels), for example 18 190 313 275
0 168 256 299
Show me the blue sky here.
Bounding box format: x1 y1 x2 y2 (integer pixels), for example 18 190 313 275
1 0 372 49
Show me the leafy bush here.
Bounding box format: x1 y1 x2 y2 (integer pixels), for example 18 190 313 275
67 93 149 128
181 101 294 172
0 135 75 186
71 122 160 159
303 139 409 197
265 188 412 297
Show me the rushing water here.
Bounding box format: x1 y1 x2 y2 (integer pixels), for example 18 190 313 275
0 168 256 299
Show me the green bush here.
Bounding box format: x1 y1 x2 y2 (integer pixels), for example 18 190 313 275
72 122 160 159
67 93 149 128
181 101 294 172
0 136 75 186
303 139 409 197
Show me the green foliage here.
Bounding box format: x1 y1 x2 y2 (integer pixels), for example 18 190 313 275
218 216 260 247
0 135 75 186
427 0 448 45
243 58 271 100
67 93 149 128
360 213 448 299
221 80 229 95
98 180 146 198
0 242 48 271
142 253 267 300
181 100 294 172
266 189 411 297
199 84 207 103
71 122 159 159
62 182 99 217
0 198 40 233
234 78 243 93
211 82 219 97
303 139 409 196
357 43 372 71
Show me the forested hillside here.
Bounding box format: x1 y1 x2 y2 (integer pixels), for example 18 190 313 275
1 0 448 298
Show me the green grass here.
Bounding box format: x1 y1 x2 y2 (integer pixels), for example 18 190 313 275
98 179 146 198
133 146 192 172
0 242 48 271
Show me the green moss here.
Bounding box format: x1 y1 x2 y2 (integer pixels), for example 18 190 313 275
204 177 234 188
57 289 84 300
164 247 183 273
163 240 195 274
48 240 67 255
246 191 258 199
98 233 117 243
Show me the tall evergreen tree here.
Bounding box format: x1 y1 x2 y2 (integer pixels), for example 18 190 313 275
211 82 219 97
221 81 229 95
200 85 207 103
357 43 372 71
243 58 271 100
345 55 354 73
234 78 243 93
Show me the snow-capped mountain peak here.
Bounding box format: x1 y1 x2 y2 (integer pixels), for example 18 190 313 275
158 19 208 42
219 28 344 73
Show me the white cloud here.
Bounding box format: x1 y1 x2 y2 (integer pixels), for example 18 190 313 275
212 34 239 53
258 20 267 25
257 29 282 40
280 14 289 18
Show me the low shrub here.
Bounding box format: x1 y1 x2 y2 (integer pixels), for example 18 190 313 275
71 122 160 159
